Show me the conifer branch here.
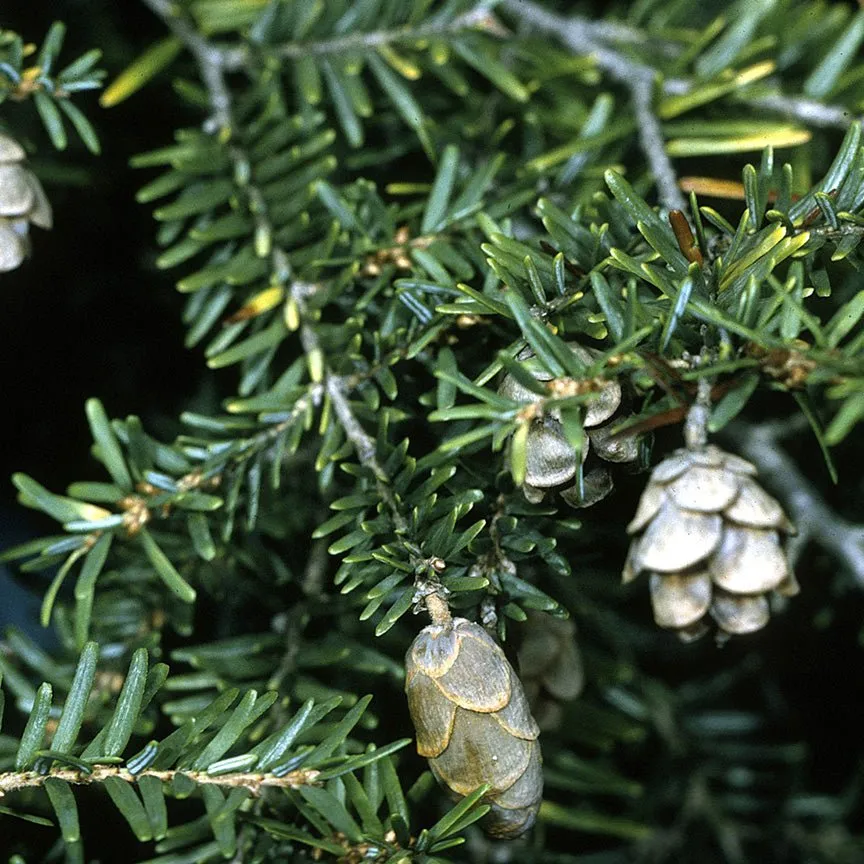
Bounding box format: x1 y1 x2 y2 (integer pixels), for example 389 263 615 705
143 0 496 75
630 76 686 213
0 765 320 797
728 420 864 586
509 2 859 129
143 0 425 567
503 0 860 211
290 282 416 551
138 0 438 605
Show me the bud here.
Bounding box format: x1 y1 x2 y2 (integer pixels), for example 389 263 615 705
0 132 52 272
405 617 542 838
624 444 798 640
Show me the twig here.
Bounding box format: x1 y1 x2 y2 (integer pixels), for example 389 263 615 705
149 0 860 140
727 420 864 587
585 19 680 54
630 76 687 213
145 0 497 73
290 283 454 622
222 4 496 68
140 2 277 261
661 78 861 130
140 0 232 131
512 2 860 132
0 765 319 797
737 90 860 130
290 282 414 543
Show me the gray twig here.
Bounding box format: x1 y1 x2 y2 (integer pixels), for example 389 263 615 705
222 4 494 68
509 1 859 132
738 90 859 130
727 420 864 587
140 0 232 130
661 79 860 129
290 282 416 549
631 76 687 212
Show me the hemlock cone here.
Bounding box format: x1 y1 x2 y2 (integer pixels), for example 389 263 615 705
0 132 52 272
623 444 798 641
498 343 640 508
518 612 584 732
405 617 542 838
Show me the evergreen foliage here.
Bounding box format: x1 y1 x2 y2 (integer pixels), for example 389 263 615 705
2 1 864 861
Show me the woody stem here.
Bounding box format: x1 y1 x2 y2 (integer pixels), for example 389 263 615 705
425 591 452 628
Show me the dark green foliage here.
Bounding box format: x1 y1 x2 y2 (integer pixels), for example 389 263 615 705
2 1 864 862
0 21 104 152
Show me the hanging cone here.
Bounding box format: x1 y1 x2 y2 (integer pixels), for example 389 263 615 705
406 617 543 838
499 343 638 507
518 612 584 731
0 132 52 273
624 444 796 640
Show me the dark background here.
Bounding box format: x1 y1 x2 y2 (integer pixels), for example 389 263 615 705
1 1 206 638
1 4 211 855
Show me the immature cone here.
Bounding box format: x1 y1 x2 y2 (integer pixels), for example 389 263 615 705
498 343 639 508
405 617 542 838
624 444 798 640
518 612 584 731
0 132 52 272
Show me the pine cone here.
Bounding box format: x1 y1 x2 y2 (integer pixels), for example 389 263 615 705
405 617 542 838
518 612 584 731
623 444 798 640
498 343 638 507
0 133 52 273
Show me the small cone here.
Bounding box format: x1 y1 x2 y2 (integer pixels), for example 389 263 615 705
518 613 583 732
498 343 636 507
624 445 795 640
0 134 52 273
406 618 543 838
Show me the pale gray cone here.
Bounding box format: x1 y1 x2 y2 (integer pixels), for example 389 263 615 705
524 421 580 489
589 420 641 463
498 343 637 506
624 445 796 640
0 133 26 164
559 467 613 508
0 222 26 272
0 134 52 273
